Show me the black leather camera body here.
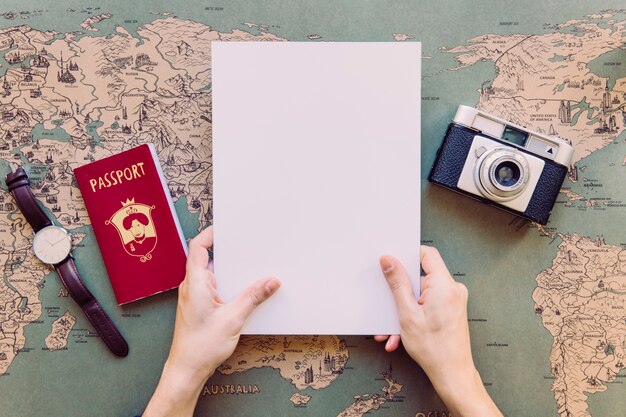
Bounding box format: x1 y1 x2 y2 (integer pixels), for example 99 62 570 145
428 106 574 225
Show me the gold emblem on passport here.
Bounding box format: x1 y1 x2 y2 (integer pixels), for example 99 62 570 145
106 198 157 262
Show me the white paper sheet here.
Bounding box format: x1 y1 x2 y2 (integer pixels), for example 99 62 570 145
212 42 421 334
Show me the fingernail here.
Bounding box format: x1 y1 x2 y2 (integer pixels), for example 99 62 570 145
265 279 280 293
380 256 394 274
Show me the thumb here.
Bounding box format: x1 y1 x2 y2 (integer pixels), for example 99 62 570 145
231 277 281 320
380 255 418 313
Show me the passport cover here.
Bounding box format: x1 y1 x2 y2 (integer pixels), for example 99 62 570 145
74 144 188 304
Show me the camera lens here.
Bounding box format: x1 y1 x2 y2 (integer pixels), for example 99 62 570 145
494 161 521 187
489 157 525 193
476 147 530 202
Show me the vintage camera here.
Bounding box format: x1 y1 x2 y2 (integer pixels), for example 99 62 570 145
428 105 574 225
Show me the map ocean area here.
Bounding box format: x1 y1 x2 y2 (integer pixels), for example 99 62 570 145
0 3 624 417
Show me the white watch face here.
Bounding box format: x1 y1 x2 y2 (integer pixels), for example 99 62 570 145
33 226 72 264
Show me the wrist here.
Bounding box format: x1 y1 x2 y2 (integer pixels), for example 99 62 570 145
427 366 501 417
162 358 213 393
143 361 212 417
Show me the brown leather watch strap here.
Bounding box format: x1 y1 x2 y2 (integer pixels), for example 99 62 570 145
56 258 129 357
5 167 129 357
6 167 52 232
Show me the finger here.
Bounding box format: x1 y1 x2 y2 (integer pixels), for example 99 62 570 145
374 335 390 342
416 272 428 305
420 246 450 279
209 271 217 291
379 255 417 312
457 282 469 303
418 291 426 305
187 227 214 269
385 335 401 352
230 277 281 320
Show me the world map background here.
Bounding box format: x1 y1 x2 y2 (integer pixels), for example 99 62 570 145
0 1 625 416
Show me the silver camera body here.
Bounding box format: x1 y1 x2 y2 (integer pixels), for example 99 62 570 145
429 106 574 224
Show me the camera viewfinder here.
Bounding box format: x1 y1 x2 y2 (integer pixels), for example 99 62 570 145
501 126 528 146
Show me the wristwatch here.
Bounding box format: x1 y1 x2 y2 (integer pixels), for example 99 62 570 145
6 167 129 357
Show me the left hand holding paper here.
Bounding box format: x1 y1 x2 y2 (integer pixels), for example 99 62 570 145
144 226 280 417
170 226 281 379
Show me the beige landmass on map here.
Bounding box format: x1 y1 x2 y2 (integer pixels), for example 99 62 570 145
444 18 626 166
218 336 405 413
219 335 349 390
337 375 403 417
242 22 270 32
585 13 614 20
80 14 112 32
0 17 287 376
0 210 85 375
393 33 414 42
560 189 584 206
0 215 47 375
289 392 312 406
532 234 626 417
19 139 112 228
44 310 76 351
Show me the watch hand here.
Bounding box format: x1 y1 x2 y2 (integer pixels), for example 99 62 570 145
50 237 68 246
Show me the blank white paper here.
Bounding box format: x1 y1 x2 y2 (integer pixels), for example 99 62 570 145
212 41 421 334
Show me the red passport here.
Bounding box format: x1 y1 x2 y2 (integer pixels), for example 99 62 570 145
74 144 188 304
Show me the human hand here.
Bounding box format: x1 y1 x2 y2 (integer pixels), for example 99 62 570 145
375 246 502 417
376 246 472 379
144 226 280 417
167 226 280 382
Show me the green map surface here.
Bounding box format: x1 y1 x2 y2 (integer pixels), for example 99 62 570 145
0 1 625 416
